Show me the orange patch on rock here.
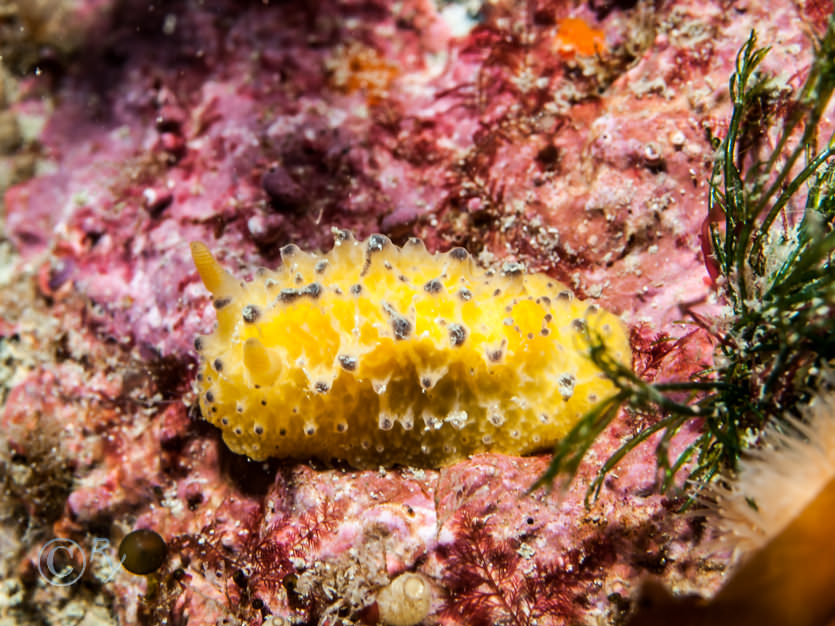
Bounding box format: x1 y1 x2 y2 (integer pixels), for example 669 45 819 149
327 42 399 105
555 17 606 58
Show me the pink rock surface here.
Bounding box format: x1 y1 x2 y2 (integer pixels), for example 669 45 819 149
1 0 830 624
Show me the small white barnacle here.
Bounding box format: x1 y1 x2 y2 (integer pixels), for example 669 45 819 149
376 573 432 626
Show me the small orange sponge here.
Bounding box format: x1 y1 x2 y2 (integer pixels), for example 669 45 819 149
191 232 630 468
555 17 606 58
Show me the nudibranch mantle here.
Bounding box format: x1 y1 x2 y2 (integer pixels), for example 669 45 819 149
191 231 630 468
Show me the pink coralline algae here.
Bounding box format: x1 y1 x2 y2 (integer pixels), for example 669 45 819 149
0 0 829 625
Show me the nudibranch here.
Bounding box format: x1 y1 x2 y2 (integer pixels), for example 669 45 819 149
190 231 630 468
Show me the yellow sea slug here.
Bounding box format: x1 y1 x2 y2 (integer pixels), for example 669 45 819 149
191 231 630 468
